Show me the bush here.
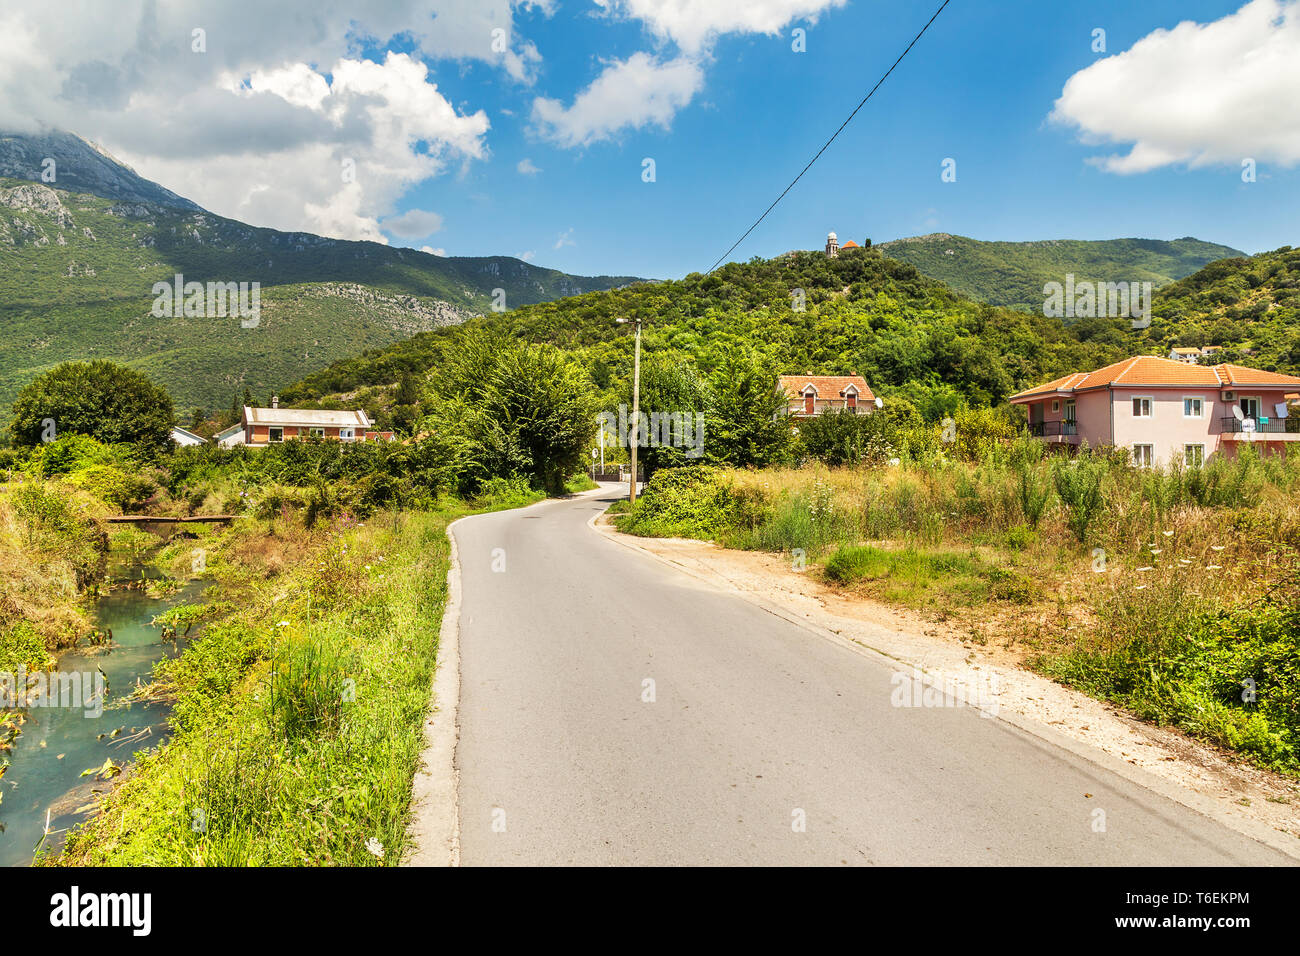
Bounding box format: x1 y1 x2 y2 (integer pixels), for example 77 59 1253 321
615 466 733 539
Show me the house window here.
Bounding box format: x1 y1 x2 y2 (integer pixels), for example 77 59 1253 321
804 392 815 415
1052 400 1060 413
268 427 284 443
1132 397 1152 418
1132 444 1154 467
340 428 354 441
1184 444 1205 467
1240 397 1260 421
1183 397 1203 418
846 392 857 410
309 427 325 439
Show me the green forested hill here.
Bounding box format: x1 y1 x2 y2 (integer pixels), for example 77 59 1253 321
283 247 1128 418
0 175 638 419
875 234 1245 311
1140 246 1300 368
283 243 1300 423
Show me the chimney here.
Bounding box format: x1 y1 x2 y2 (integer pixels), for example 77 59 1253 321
271 395 279 409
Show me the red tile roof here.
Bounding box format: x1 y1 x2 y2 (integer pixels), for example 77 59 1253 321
779 375 875 402
1010 357 1300 401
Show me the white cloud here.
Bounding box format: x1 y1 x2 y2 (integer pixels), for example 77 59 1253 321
520 249 536 261
109 53 487 242
1051 0 1300 174
383 208 445 239
421 246 448 256
593 0 846 54
553 228 576 249
517 158 542 174
0 1 542 237
532 53 704 147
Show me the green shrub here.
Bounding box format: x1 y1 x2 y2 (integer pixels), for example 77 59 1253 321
615 466 733 539
1042 588 1300 774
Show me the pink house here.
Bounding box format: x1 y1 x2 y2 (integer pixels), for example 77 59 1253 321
1010 357 1300 466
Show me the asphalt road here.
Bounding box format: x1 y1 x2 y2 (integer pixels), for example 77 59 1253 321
453 485 1293 866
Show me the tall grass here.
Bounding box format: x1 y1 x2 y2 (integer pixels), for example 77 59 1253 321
53 506 465 866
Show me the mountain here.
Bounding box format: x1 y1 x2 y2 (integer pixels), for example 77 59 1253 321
0 130 640 420
874 234 1246 312
0 129 201 211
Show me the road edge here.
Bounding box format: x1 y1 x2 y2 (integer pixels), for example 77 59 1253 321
590 507 1300 863
405 487 612 866
404 513 467 867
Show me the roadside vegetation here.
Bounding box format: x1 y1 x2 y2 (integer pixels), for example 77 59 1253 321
51 484 537 866
1 343 599 865
615 428 1300 777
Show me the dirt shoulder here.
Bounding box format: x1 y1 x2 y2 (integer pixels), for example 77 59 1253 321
594 515 1300 853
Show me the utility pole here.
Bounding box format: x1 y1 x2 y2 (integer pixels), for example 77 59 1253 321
618 317 643 503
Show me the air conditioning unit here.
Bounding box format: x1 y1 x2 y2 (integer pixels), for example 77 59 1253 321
1221 390 1235 402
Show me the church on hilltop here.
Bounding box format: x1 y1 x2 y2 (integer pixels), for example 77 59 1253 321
824 232 861 258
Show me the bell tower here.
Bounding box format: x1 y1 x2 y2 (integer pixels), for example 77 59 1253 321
825 231 839 258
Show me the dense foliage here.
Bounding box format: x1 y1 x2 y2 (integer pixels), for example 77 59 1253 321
10 360 175 452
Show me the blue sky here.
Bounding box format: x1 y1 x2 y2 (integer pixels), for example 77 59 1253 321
9 0 1298 280
383 0 1299 278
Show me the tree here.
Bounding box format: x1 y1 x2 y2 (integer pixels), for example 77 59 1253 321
426 331 597 494
11 360 175 453
705 356 792 468
619 355 709 483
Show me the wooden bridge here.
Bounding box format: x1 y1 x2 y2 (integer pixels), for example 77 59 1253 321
105 515 238 524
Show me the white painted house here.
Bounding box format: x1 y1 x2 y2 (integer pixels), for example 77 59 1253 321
170 425 207 447
213 423 246 447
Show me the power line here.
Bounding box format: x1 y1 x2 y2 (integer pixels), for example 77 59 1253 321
706 0 952 274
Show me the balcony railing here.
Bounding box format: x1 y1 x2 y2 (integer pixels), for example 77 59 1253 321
1026 420 1078 438
791 400 870 416
1220 416 1295 435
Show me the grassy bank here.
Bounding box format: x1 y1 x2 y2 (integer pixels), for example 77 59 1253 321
0 469 115 672
51 479 543 866
615 450 1300 776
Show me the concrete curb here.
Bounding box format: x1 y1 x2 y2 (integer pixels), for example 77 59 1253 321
590 508 1300 864
404 513 467 866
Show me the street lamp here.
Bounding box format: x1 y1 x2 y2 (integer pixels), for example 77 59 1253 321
616 316 642 503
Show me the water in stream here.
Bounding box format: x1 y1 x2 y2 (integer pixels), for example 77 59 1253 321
0 556 204 867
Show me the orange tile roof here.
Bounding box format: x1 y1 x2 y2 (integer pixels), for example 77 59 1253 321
1010 357 1300 401
841 240 859 248
779 374 875 402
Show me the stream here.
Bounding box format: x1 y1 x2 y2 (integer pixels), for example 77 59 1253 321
0 550 204 867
